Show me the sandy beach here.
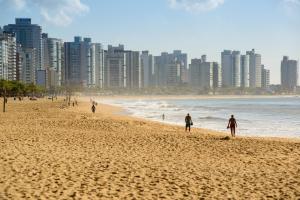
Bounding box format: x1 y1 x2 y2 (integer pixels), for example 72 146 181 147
0 98 299 199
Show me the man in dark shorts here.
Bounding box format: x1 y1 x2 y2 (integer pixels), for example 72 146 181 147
185 113 193 132
227 115 237 137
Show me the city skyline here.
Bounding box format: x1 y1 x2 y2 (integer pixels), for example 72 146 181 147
0 0 300 84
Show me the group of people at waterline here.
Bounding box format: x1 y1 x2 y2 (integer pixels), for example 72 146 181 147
163 113 237 137
184 113 237 137
89 100 237 137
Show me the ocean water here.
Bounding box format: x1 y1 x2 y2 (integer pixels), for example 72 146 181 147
100 97 300 138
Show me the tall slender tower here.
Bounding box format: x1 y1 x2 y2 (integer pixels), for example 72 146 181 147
240 54 250 88
247 49 262 88
281 56 298 90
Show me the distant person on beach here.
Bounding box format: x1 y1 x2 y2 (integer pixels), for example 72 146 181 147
227 115 237 137
185 113 193 132
162 114 165 121
91 104 96 113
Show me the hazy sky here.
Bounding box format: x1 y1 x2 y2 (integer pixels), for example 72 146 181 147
0 0 299 84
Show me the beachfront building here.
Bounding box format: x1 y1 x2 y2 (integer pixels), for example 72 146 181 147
173 50 188 83
189 57 220 90
155 53 169 86
154 50 187 87
104 45 142 89
0 31 17 81
261 65 270 89
247 49 262 88
221 50 240 88
64 36 83 86
199 62 214 89
4 18 42 72
141 51 156 87
240 54 250 88
232 51 241 87
213 62 222 89
125 50 141 89
64 37 81 86
189 59 202 87
281 56 299 90
94 43 105 88
16 44 22 81
221 50 232 87
64 36 104 88
104 45 126 88
166 61 183 86
80 37 97 88
42 33 64 88
20 48 36 84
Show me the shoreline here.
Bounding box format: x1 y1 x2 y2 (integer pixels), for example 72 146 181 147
88 97 300 142
84 94 300 101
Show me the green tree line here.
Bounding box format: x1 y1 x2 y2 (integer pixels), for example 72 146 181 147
0 80 45 112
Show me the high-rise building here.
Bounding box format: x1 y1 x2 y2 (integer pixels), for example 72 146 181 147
155 50 187 86
64 36 81 86
81 37 97 87
64 36 103 87
141 51 155 87
199 62 213 89
166 60 183 86
189 57 220 90
155 52 169 86
261 65 270 89
221 50 240 88
0 31 17 81
232 51 241 87
125 51 141 88
221 50 232 87
104 45 126 88
247 49 262 88
173 50 188 83
240 54 250 88
16 44 22 81
94 43 105 88
4 18 42 72
213 62 222 89
42 33 64 88
281 56 298 90
189 59 202 87
20 48 36 84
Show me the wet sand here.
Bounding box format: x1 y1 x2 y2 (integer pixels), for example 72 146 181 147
0 98 299 199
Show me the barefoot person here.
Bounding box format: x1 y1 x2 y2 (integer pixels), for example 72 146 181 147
227 115 237 137
185 113 193 132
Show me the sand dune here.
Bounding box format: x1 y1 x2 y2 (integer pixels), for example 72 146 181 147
0 98 299 199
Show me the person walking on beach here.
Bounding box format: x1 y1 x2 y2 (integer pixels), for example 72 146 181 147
91 104 96 113
162 113 165 121
185 113 193 132
227 115 237 137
